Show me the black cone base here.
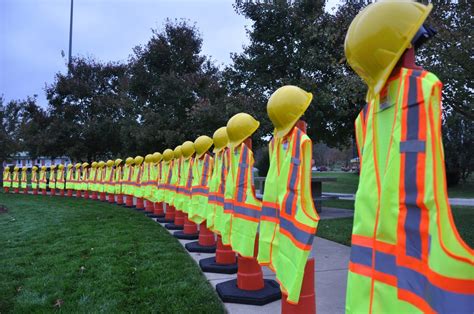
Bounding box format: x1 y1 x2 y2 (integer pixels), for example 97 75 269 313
165 223 184 230
156 217 174 223
134 208 145 212
185 241 216 253
173 231 199 240
216 279 281 305
199 257 237 274
147 213 165 219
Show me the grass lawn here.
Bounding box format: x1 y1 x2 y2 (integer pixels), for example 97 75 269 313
316 206 474 248
314 171 474 199
0 193 225 313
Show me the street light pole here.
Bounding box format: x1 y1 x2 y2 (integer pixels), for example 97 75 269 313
68 0 74 72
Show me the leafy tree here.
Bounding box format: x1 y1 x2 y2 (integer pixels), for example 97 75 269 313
0 96 20 168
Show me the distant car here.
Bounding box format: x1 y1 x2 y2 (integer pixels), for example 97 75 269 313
318 166 328 172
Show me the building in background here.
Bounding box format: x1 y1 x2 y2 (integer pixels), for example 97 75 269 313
2 152 71 169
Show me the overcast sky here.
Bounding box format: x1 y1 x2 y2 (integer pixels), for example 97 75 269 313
1 0 340 107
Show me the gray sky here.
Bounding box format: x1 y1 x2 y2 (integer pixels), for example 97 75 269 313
1 0 340 107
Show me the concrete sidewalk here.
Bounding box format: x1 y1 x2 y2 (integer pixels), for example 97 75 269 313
323 192 474 206
156 218 350 314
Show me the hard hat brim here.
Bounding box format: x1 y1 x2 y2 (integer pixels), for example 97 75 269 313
228 121 260 148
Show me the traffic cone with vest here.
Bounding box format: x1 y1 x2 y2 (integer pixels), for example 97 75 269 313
96 161 106 201
259 86 318 310
12 166 20 193
123 157 135 207
142 154 155 213
186 135 216 252
31 166 39 195
56 164 65 196
48 165 56 196
132 156 145 210
88 161 98 200
200 127 238 274
165 146 185 230
2 166 11 193
149 152 165 218
216 113 281 305
174 141 199 240
65 164 73 197
21 166 28 194
105 160 115 203
82 162 90 199
114 159 124 205
345 1 473 313
156 149 176 223
39 165 48 195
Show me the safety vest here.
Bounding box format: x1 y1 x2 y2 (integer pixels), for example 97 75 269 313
39 169 48 189
114 166 122 195
48 169 56 189
153 162 164 202
95 167 104 193
73 168 81 190
157 162 170 203
131 165 143 198
121 164 132 195
176 158 194 213
208 148 230 233
148 163 159 202
88 168 97 192
20 170 27 189
223 142 262 257
56 168 65 190
257 126 319 304
31 170 38 189
65 168 74 190
12 170 20 188
104 167 115 194
81 168 89 191
141 163 154 201
347 68 474 313
167 159 181 206
189 154 213 224
3 170 12 188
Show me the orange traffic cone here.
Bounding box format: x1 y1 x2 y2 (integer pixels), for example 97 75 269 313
281 258 315 314
135 197 145 211
174 214 199 240
200 235 237 274
67 189 73 197
186 222 216 253
215 236 281 305
165 209 184 230
60 189 65 196
156 203 174 223
75 190 81 198
91 192 98 200
99 192 106 202
33 189 38 195
14 188 19 194
116 194 124 205
108 193 115 203
42 189 47 196
125 195 134 207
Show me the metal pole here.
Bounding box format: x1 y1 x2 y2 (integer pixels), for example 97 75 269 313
68 0 74 72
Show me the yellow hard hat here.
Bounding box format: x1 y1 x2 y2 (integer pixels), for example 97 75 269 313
75 163 81 169
67 164 73 169
42 166 47 170
145 154 153 163
106 160 114 167
345 0 432 96
153 152 163 163
50 165 56 170
163 149 174 162
5 166 10 171
267 85 313 138
134 156 144 165
195 136 213 158
212 127 228 153
226 113 260 148
173 146 183 159
82 162 89 168
98 161 105 168
32 166 38 171
22 166 27 171
125 157 134 165
181 141 195 160
14 166 19 171
91 161 98 168
58 164 64 170
115 158 123 166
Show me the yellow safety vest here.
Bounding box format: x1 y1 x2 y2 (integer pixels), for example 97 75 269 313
114 166 122 195
104 167 115 194
2 170 11 188
257 126 319 303
56 169 65 190
207 149 229 232
168 159 182 207
189 154 213 224
223 142 262 257
121 165 132 195
65 169 74 190
12 171 20 188
31 170 38 189
157 162 170 203
131 165 143 198
88 168 97 192
20 170 27 188
81 168 89 191
153 162 164 202
40 169 48 189
347 68 474 313
176 158 194 213
141 163 153 201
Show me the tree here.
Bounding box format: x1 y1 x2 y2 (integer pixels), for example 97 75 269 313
0 96 20 168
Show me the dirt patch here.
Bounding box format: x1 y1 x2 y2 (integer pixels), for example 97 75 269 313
0 204 8 214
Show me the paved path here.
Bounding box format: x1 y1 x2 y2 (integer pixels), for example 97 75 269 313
320 207 353 220
155 219 350 314
323 192 474 206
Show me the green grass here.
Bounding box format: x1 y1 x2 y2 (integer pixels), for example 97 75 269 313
322 199 355 210
314 171 474 199
316 206 474 248
0 193 225 313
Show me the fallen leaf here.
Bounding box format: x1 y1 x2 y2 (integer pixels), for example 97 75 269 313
53 299 64 308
